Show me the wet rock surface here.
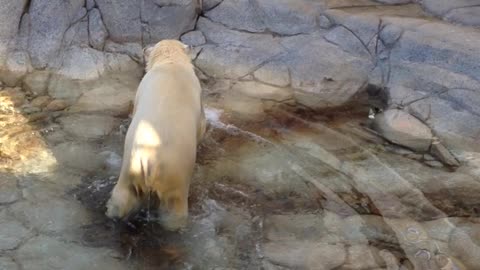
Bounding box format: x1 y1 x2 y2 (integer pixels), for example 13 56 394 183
0 82 479 269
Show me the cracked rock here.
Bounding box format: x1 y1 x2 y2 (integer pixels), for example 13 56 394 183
253 62 290 87
88 8 108 50
181 30 206 46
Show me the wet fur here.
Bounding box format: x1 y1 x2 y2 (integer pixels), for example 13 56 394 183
106 40 206 230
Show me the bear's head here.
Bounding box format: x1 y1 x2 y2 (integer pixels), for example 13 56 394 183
143 39 192 72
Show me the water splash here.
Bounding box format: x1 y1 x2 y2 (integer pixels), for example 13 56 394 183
204 107 273 145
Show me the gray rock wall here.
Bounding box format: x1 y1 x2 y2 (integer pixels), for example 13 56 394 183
0 0 479 151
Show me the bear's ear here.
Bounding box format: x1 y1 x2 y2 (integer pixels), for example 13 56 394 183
183 44 191 52
143 46 154 61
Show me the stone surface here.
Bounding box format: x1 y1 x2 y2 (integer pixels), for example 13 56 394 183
181 30 207 47
30 96 51 108
140 0 198 44
0 0 28 58
63 18 89 48
340 215 398 245
52 141 104 171
284 37 370 108
421 218 457 242
256 0 323 35
264 214 326 242
0 87 25 106
10 197 91 234
205 0 266 33
98 150 122 174
449 225 480 270
58 114 119 140
0 51 32 86
373 109 433 152
203 0 223 11
195 17 284 78
28 0 84 68
0 210 31 251
95 0 141 42
0 175 20 204
375 0 412 3
253 62 290 87
69 84 135 116
45 99 68 112
86 0 95 10
104 41 143 63
22 71 51 96
55 46 135 81
430 142 460 168
0 0 477 153
0 257 18 270
88 8 108 50
15 235 127 270
341 245 385 270
206 0 323 35
263 241 346 269
420 0 480 26
390 22 480 83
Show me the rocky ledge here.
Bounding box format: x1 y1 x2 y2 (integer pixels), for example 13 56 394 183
0 0 479 153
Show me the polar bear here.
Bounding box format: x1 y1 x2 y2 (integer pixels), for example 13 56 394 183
106 39 206 231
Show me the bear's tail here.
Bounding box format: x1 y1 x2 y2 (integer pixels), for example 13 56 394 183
140 157 155 191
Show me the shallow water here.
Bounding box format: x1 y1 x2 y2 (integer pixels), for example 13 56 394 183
0 84 479 270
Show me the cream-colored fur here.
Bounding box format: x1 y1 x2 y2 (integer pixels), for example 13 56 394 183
106 40 206 231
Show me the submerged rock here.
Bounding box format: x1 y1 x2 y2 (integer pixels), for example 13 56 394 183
342 245 385 270
430 142 461 168
58 114 119 140
449 225 480 270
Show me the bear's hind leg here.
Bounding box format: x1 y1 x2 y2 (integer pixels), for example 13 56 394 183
157 190 189 231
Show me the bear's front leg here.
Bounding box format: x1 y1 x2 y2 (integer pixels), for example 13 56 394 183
106 172 141 220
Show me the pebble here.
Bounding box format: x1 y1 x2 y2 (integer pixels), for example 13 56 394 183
45 99 68 111
425 160 444 168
